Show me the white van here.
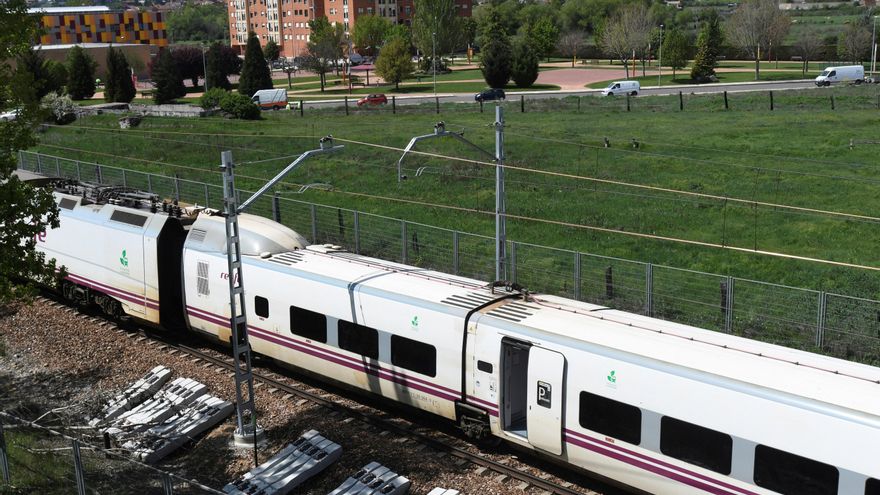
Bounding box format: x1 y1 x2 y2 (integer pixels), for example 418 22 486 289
251 89 289 110
601 80 640 96
815 65 864 87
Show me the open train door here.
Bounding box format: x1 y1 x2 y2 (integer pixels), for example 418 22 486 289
526 347 566 455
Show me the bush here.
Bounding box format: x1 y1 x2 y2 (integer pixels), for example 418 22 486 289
41 93 77 125
219 92 260 119
199 87 228 109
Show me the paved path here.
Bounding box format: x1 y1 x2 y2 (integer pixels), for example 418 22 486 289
536 68 627 90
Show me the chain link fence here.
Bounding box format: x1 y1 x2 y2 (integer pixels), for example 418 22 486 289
0 412 220 495
17 150 880 366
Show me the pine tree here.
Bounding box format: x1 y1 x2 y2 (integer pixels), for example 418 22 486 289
152 49 186 104
238 32 273 97
480 37 512 89
66 45 97 100
206 42 235 90
690 14 723 82
104 47 134 102
510 39 539 88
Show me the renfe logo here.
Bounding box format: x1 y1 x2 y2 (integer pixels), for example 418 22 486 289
537 381 552 408
220 271 240 286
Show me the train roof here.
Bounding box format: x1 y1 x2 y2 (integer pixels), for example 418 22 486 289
252 246 880 421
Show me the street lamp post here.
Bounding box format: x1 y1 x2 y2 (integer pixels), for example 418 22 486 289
432 31 437 95
201 44 209 92
871 16 878 79
658 24 664 87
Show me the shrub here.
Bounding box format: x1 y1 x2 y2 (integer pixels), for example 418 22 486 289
41 93 77 125
219 92 260 119
199 87 228 109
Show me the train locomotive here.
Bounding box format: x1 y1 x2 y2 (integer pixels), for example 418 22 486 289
30 177 880 495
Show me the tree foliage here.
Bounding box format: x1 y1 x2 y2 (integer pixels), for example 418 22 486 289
375 36 414 89
525 16 559 62
838 20 871 64
510 39 539 87
151 48 186 104
238 31 273 97
220 91 260 119
0 0 62 306
263 40 281 62
16 49 67 100
726 0 790 80
303 17 343 92
557 30 585 67
794 33 823 74
480 37 512 88
661 26 688 79
166 3 227 42
104 47 135 103
690 13 723 82
352 15 391 56
601 3 653 79
66 45 97 100
558 0 617 35
171 45 205 87
206 42 241 91
412 0 462 58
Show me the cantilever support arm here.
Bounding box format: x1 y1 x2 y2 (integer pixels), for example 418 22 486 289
397 125 495 182
237 143 344 214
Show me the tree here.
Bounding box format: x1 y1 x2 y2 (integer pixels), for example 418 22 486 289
205 42 241 90
838 21 871 64
387 23 413 48
0 0 62 306
375 36 414 89
16 49 66 100
727 0 790 80
662 26 688 79
412 0 462 61
480 36 512 88
238 31 273 97
171 45 205 88
526 16 559 62
510 39 539 87
557 30 585 67
558 0 616 35
304 17 341 92
151 49 186 104
794 33 823 74
166 3 227 42
601 3 653 79
690 14 723 82
66 45 97 100
351 15 391 57
105 47 135 103
263 40 281 63
476 6 508 48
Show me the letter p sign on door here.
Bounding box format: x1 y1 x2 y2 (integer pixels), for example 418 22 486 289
537 381 552 408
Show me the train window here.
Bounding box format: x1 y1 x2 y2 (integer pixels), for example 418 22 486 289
289 305 326 343
477 360 493 373
866 478 880 495
338 320 379 359
254 296 269 318
660 416 732 474
754 444 839 495
578 391 641 445
390 335 436 377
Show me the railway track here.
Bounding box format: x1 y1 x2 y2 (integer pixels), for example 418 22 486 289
33 295 609 495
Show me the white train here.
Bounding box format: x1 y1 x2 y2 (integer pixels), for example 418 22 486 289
32 178 880 495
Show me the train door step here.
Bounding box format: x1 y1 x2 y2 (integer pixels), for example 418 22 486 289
124 394 234 463
88 365 172 427
223 430 342 495
327 461 411 495
427 489 460 495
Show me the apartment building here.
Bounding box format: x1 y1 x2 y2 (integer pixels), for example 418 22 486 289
228 0 475 58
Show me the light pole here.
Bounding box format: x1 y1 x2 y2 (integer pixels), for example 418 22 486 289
871 15 878 79
201 43 209 92
658 24 664 87
432 31 437 95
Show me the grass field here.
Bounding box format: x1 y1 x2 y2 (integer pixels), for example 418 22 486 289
31 84 880 301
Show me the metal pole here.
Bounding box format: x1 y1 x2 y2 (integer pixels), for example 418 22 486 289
574 252 581 301
0 422 9 484
310 204 318 243
494 105 506 281
353 211 360 254
72 439 86 495
452 230 459 275
646 263 654 317
202 45 209 91
432 30 437 96
401 221 407 263
872 17 878 78
658 24 664 87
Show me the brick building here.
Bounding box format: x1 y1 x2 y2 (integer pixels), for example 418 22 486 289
228 0 475 59
30 6 168 47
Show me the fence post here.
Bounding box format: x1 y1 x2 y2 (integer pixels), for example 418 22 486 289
392 96 396 114
605 266 614 299
509 242 517 283
0 421 9 484
816 291 827 348
173 174 181 202
75 160 81 182
121 169 127 187
17 150 23 171
574 252 581 301
452 230 459 276
72 439 86 495
679 91 683 111
401 221 407 263
353 211 360 254
626 94 630 111
577 96 581 112
724 91 729 110
147 173 153 194
55 156 61 176
344 97 349 115
204 183 210 207
272 192 281 223
435 96 440 114
299 100 304 117
520 94 524 113
95 164 102 184
310 204 317 244
769 90 774 111
830 95 835 110
645 263 654 317
36 153 43 174
725 277 734 333
163 473 175 495
480 100 484 113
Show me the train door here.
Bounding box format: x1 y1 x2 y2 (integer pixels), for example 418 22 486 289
501 338 566 455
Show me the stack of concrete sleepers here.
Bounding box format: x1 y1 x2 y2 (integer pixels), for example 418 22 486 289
89 365 171 427
110 377 207 433
223 430 342 495
328 461 411 495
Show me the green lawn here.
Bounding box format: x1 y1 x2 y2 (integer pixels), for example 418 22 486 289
31 85 880 304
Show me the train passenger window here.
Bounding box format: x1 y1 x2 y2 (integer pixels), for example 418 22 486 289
390 335 436 377
289 305 326 343
754 444 839 495
660 416 732 474
578 391 641 445
865 478 880 495
254 296 269 318
338 320 379 359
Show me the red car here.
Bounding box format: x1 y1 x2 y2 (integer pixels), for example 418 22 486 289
357 94 388 106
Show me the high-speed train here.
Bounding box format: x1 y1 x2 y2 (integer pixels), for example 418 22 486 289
30 177 880 495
